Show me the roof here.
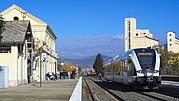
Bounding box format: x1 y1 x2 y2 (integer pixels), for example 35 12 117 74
47 25 57 40
0 4 57 40
0 20 30 45
0 4 46 24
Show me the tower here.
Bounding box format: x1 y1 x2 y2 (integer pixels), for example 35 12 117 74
125 18 136 52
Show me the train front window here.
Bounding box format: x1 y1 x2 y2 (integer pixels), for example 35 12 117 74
135 49 156 72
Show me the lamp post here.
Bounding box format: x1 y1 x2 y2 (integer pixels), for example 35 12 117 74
40 52 46 88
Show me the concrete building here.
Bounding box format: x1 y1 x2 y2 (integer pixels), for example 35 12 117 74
167 31 179 53
125 18 158 52
0 5 58 82
0 20 33 86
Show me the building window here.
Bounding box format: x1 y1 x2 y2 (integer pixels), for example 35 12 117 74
128 21 130 31
27 44 31 48
128 21 131 49
170 34 171 36
170 51 172 53
0 46 11 53
170 44 172 46
143 33 146 34
170 39 172 41
13 16 19 20
136 33 138 36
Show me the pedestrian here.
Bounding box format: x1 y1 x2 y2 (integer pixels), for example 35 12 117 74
60 71 62 79
98 73 102 80
63 72 66 79
68 71 71 79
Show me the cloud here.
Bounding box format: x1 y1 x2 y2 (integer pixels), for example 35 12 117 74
57 34 125 59
113 34 124 40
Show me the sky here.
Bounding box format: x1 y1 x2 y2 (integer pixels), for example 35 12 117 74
0 0 179 59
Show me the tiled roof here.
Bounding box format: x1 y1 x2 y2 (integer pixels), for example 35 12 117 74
0 20 30 44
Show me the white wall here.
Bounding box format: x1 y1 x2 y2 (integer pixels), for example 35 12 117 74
167 32 179 53
0 46 18 86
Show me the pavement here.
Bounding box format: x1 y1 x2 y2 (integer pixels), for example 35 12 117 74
162 80 179 87
0 79 78 101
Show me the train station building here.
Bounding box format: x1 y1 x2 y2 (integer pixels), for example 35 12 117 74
0 4 58 84
125 18 159 52
0 20 33 86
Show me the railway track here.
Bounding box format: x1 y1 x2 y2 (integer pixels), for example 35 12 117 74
83 77 95 101
83 77 119 101
84 76 179 101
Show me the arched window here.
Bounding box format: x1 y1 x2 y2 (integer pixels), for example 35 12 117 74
13 16 19 20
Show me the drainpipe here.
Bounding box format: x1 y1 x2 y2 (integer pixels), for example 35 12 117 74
17 45 18 85
45 59 47 80
50 57 52 72
20 43 23 84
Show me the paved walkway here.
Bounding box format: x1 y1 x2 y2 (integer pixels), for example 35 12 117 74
162 80 179 87
0 79 78 101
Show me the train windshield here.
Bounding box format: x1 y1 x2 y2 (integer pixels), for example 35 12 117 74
134 49 156 73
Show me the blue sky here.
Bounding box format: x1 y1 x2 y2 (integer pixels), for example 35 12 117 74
1 0 179 59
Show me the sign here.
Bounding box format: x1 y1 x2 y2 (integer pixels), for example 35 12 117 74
41 53 47 61
137 52 152 56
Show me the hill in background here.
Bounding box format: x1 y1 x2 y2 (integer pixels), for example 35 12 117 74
59 55 112 68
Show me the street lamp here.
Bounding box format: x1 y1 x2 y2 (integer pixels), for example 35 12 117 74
40 50 46 88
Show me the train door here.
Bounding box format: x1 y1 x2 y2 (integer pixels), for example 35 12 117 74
126 58 136 83
104 64 112 81
120 59 125 83
119 60 123 82
122 58 128 84
110 63 113 81
113 61 121 83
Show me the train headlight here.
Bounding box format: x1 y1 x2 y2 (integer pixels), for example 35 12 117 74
137 70 142 74
154 70 159 73
146 69 151 76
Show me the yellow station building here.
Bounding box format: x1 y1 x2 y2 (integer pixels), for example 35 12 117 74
0 4 58 85
0 20 33 86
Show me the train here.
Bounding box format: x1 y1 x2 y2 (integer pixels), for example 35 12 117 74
104 48 162 89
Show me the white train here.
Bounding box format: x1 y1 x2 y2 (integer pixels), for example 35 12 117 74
104 48 162 89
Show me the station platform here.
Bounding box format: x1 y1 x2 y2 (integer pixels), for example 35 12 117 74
161 75 179 82
162 80 179 87
0 77 82 101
